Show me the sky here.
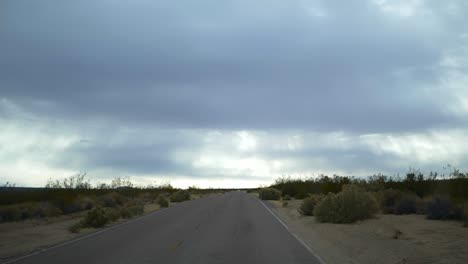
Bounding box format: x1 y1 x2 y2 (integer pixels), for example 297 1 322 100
1 0 468 188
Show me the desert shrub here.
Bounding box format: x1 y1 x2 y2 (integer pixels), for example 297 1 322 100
97 192 126 208
0 202 63 222
34 202 62 218
77 196 95 210
157 196 169 208
53 196 82 214
0 205 22 222
105 208 121 222
380 189 423 215
170 190 191 202
426 196 463 220
464 203 468 227
283 195 292 201
139 192 161 203
120 205 144 218
81 207 109 228
394 193 420 215
416 197 429 214
299 194 323 216
259 188 281 200
68 222 82 233
314 186 378 223
380 189 403 214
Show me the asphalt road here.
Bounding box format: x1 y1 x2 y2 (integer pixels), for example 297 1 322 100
6 192 322 264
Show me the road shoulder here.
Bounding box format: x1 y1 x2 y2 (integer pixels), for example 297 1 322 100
269 199 468 264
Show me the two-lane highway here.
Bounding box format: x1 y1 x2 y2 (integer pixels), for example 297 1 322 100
5 192 322 264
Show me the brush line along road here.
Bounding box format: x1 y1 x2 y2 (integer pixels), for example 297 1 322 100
6 191 322 264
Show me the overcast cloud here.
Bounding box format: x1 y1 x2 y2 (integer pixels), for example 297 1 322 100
1 0 468 188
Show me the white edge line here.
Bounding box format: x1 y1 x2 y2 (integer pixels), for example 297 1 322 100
1 208 168 264
255 197 326 264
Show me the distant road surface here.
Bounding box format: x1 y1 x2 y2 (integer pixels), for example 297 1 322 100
6 192 322 264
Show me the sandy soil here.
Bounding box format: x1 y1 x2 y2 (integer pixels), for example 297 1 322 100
271 200 468 264
0 203 162 260
0 213 88 260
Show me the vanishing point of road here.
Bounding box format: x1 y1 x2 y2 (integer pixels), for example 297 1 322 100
5 192 322 264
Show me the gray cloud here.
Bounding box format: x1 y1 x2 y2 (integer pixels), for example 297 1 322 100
1 0 468 187
2 0 467 133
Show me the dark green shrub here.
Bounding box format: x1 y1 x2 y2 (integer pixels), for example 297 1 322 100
54 197 81 214
282 201 288 207
299 195 323 216
380 189 422 215
81 207 109 228
170 190 191 202
157 196 169 208
120 205 144 218
259 188 281 200
380 189 403 214
0 202 63 222
68 222 82 233
426 196 463 220
77 196 95 210
105 208 121 222
314 186 378 223
0 205 22 222
394 193 420 215
283 195 292 201
33 202 62 218
97 192 126 208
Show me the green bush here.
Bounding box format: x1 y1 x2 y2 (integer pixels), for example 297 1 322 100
464 203 468 227
120 205 144 218
77 196 95 210
105 208 121 222
282 201 288 207
379 189 423 215
157 196 169 208
380 189 403 214
30 202 61 218
426 196 463 220
0 202 63 222
314 186 378 223
55 197 81 214
394 193 420 215
170 190 191 202
463 202 468 227
97 192 126 208
283 195 292 201
81 207 109 228
259 188 281 200
0 205 22 222
68 222 82 233
299 194 323 216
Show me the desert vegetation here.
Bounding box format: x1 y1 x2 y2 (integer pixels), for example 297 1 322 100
313 186 378 223
271 166 468 225
0 173 228 231
259 187 281 200
170 190 191 202
298 194 323 216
